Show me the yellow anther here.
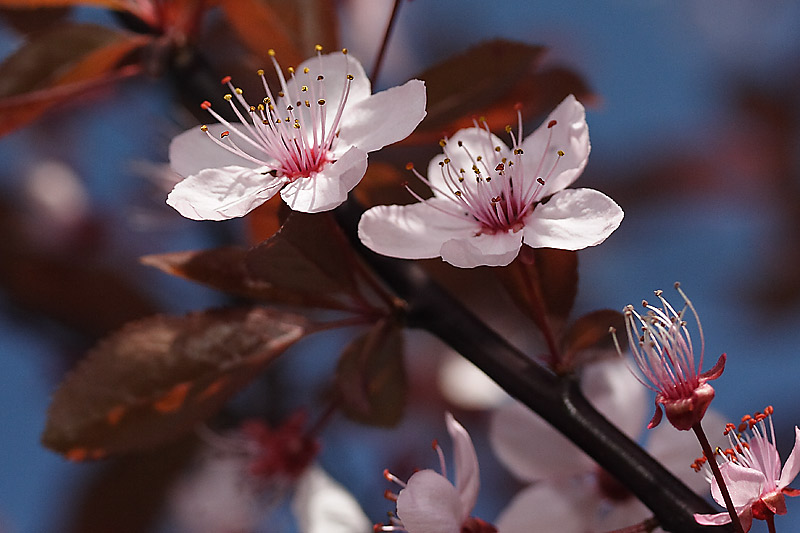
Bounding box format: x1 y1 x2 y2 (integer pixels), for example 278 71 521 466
278 91 285 97
305 100 310 107
504 125 512 133
476 155 482 161
318 99 326 105
443 158 451 164
342 48 348 54
557 150 565 157
257 103 265 111
268 49 276 56
257 69 265 76
200 125 208 132
315 44 323 52
235 87 243 95
249 105 256 112
301 85 309 92
439 139 447 147
288 66 295 74
347 74 354 80
303 67 309 73
495 146 501 152
514 148 524 155
224 94 232 101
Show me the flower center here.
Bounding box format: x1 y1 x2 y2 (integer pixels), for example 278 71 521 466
405 112 565 234
197 46 354 183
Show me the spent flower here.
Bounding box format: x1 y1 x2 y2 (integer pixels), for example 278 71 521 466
168 48 426 219
377 413 495 533
695 407 800 531
619 283 726 431
357 95 623 268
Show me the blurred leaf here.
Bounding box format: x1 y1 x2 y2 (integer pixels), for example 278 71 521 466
0 0 126 7
0 7 69 34
0 23 147 136
498 247 578 328
264 0 338 56
336 318 406 426
353 161 413 208
562 309 625 367
246 212 359 296
409 39 594 143
67 437 198 533
42 307 307 458
246 196 291 244
141 246 351 310
219 0 304 65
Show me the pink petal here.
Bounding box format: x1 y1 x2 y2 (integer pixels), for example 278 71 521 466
292 466 371 533
169 124 265 177
489 400 593 483
426 129 511 198
445 413 479 521
166 166 282 220
336 79 427 154
699 353 726 381
581 358 648 440
358 198 479 260
522 188 623 250
778 426 800 490
440 230 523 268
520 94 590 198
748 435 781 484
694 512 732 526
711 462 764 509
396 470 462 533
594 498 651 532
280 147 367 213
495 482 595 533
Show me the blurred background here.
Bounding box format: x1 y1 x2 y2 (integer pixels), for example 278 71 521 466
2 1 800 532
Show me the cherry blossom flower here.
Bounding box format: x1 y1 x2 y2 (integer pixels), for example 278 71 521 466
378 413 496 533
695 407 800 531
620 283 726 431
357 95 623 268
489 357 726 532
167 48 426 219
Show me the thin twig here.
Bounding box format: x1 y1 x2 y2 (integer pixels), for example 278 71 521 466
370 0 404 85
693 422 745 533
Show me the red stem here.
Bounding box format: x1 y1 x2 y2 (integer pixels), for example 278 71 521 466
513 259 562 368
766 513 777 533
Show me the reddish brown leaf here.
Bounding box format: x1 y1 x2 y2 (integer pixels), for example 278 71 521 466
219 0 304 65
336 318 406 426
353 161 414 208
0 23 148 136
498 247 579 329
408 39 594 144
42 307 307 457
246 212 359 296
263 0 338 56
0 7 69 34
0 0 126 8
141 246 351 310
562 309 625 368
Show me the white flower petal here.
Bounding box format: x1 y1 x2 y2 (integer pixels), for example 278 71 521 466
292 465 371 533
778 426 800 490
337 79 426 154
280 147 367 213
396 469 462 533
520 94 590 197
522 188 623 250
295 51 372 112
169 124 264 177
748 435 781 484
495 482 594 533
440 230 523 268
489 400 594 483
445 413 479 521
358 198 478 260
711 461 764 509
581 357 649 440
427 129 511 198
594 497 652 532
646 410 727 493
166 166 282 220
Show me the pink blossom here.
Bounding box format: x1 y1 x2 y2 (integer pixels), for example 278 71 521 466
167 48 426 219
621 283 725 431
695 408 800 531
378 413 495 533
490 358 726 532
357 95 623 268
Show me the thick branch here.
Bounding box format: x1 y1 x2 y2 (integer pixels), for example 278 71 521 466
335 200 730 533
